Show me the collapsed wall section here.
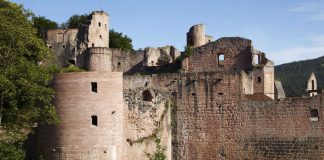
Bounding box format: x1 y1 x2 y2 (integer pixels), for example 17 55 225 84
122 74 178 160
183 37 253 73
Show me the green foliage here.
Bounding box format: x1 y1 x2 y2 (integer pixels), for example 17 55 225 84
109 29 133 51
145 139 167 160
0 0 58 158
0 130 26 160
59 65 85 73
275 56 324 97
183 45 193 58
60 14 88 29
32 16 59 39
157 54 171 65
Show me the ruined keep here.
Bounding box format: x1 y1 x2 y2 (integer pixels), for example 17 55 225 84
38 10 324 160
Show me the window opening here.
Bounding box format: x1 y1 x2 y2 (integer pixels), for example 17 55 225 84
142 90 153 101
218 53 224 67
91 82 97 93
91 115 98 126
310 109 319 122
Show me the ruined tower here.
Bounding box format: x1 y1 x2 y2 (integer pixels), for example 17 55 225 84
84 11 112 72
39 11 125 160
87 11 109 48
186 24 213 48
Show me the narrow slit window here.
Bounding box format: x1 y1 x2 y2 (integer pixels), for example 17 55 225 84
63 45 66 48
91 115 98 126
105 24 107 31
257 77 261 83
99 35 102 39
92 43 95 47
310 109 319 122
91 82 97 93
99 22 101 27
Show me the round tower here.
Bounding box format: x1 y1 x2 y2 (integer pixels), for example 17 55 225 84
86 47 112 72
187 24 206 48
87 11 109 48
38 72 124 160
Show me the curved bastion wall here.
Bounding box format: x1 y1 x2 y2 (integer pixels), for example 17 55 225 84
38 72 124 160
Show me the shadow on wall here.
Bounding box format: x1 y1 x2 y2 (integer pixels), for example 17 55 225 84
230 47 253 72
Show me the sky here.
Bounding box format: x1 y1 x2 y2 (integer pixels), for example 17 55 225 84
10 0 324 65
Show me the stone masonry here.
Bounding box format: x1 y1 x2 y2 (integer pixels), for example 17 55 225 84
38 10 324 160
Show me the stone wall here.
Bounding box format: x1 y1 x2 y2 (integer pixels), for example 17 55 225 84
183 37 253 73
171 71 324 159
38 72 124 160
111 49 145 75
46 29 78 67
122 74 178 160
85 47 112 71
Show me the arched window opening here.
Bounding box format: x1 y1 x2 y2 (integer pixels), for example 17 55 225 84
142 89 153 101
92 43 95 47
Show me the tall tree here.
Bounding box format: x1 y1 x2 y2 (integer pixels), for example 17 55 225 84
0 0 58 159
32 16 59 39
60 14 88 29
109 29 133 51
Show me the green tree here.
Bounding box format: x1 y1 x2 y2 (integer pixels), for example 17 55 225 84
0 0 58 159
32 16 59 39
109 29 133 51
60 14 88 29
61 14 134 51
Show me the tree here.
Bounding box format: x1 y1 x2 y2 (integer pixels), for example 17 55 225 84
61 14 134 51
32 16 59 39
60 14 88 29
109 29 133 51
0 0 58 159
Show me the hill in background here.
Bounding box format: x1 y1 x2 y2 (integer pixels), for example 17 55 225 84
275 56 324 97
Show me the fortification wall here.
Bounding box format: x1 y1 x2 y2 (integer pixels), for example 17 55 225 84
111 49 145 75
46 29 78 67
183 37 253 73
171 70 324 159
122 74 178 160
38 72 124 160
85 47 112 71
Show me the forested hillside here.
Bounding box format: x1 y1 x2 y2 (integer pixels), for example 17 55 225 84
275 56 324 97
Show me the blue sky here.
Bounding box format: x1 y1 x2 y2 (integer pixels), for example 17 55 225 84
11 0 324 65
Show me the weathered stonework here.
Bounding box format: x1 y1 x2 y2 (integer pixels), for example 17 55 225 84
38 10 324 160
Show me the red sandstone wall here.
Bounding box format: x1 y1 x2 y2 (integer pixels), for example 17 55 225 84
171 71 324 159
38 72 124 160
184 37 253 73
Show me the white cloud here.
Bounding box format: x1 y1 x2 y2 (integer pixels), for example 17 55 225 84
289 3 319 12
289 2 324 21
270 46 324 65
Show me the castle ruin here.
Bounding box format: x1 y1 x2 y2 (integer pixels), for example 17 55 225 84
37 10 324 160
